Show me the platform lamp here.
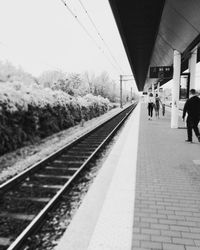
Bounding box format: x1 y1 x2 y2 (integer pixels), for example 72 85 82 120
120 75 134 108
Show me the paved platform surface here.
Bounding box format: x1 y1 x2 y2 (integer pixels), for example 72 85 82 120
56 103 140 250
133 104 200 250
56 102 200 250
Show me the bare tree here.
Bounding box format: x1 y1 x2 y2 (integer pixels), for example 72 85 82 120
38 70 66 88
82 71 96 94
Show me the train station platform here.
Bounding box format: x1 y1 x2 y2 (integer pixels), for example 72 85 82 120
56 102 200 250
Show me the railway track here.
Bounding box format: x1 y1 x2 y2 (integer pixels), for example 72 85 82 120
0 103 137 250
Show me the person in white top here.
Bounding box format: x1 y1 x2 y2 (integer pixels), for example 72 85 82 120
147 93 154 120
154 93 162 118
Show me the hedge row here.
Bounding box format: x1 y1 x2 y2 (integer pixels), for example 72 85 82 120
0 82 112 156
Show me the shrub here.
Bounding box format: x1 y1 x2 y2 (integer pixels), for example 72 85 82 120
0 81 112 156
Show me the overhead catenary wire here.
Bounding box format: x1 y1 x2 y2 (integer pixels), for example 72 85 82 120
60 0 101 51
77 0 124 74
60 0 122 75
122 78 134 81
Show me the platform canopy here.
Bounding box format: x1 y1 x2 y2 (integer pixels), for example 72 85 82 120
108 0 200 91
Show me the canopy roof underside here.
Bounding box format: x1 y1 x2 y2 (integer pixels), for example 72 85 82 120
108 0 200 91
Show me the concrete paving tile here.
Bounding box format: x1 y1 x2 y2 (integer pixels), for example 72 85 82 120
132 104 200 250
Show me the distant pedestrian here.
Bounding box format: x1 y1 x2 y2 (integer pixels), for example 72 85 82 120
154 93 162 118
182 89 200 143
147 93 154 120
162 103 165 116
161 97 167 116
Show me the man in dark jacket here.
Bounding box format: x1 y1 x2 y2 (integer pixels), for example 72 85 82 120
182 89 200 143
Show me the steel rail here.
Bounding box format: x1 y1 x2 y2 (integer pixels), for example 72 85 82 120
0 104 135 194
0 103 137 250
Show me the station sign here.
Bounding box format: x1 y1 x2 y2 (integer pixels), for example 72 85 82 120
149 66 173 79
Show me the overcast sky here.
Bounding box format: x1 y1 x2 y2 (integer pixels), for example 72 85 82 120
0 0 137 90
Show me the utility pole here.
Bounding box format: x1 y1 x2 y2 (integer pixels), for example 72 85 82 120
131 87 132 103
120 74 123 108
119 74 134 108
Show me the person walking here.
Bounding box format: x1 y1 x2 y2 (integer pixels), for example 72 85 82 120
182 89 200 143
162 98 166 116
147 93 154 120
154 93 162 118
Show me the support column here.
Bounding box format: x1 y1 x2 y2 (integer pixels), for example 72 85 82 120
157 82 160 94
189 46 197 90
171 50 181 128
152 83 155 96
